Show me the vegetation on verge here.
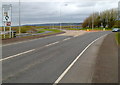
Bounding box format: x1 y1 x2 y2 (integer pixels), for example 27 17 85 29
116 32 120 45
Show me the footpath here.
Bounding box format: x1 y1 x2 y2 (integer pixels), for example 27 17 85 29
60 33 118 83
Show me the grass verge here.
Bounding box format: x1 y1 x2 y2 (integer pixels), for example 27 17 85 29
115 32 120 45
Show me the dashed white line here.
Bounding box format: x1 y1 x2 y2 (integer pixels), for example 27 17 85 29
0 49 35 61
53 34 107 85
62 38 71 41
74 35 79 37
45 41 59 47
1 37 72 61
1 41 60 61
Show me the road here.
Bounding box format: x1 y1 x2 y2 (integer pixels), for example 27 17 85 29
2 31 111 83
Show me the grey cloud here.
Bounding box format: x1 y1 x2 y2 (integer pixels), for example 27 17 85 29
1 0 118 26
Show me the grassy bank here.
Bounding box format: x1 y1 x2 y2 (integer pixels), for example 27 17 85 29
116 32 120 45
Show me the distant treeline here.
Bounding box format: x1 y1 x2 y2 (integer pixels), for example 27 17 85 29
82 8 120 28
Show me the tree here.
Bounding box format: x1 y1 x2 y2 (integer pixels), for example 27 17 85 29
82 8 118 28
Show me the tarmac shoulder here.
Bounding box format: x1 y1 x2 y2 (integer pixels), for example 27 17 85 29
60 33 118 83
60 33 108 83
92 33 118 83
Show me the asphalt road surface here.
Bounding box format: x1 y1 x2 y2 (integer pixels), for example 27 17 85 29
2 31 111 83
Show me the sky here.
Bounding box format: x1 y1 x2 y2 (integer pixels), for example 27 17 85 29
0 0 119 26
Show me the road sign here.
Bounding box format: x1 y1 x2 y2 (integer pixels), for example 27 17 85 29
6 22 11 26
5 16 9 21
2 4 12 38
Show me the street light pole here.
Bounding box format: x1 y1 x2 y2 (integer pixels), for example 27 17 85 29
118 1 120 20
92 7 94 30
19 0 21 35
60 4 62 30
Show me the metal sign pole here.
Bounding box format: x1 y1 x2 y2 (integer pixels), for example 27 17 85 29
9 5 12 38
2 8 6 39
11 5 13 38
3 21 6 39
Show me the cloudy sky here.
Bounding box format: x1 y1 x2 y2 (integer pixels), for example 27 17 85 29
1 0 119 26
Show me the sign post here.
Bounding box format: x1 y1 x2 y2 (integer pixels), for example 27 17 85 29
2 4 12 39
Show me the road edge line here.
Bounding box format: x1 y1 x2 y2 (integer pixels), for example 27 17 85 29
53 34 107 85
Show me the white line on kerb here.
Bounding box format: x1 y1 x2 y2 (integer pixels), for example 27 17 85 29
0 49 35 61
53 34 107 85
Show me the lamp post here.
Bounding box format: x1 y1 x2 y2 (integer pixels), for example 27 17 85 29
118 1 120 20
19 0 21 35
92 6 94 30
59 4 62 30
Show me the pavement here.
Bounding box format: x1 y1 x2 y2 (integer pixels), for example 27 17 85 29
2 31 113 83
59 33 118 83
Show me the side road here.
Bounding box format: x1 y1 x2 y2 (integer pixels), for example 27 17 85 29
59 33 118 83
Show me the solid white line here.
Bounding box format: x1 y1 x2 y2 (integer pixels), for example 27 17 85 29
0 49 35 61
53 34 107 85
45 41 59 47
62 38 71 41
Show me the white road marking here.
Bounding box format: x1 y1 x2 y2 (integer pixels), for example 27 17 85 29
0 49 35 61
62 38 71 41
1 41 61 61
74 35 79 37
1 36 73 61
53 34 107 85
45 41 59 47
